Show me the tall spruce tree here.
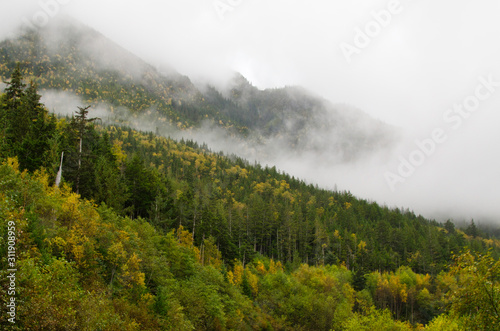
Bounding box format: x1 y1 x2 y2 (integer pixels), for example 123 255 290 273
18 81 56 171
0 65 56 171
0 92 7 156
71 105 99 194
4 63 25 104
4 63 27 153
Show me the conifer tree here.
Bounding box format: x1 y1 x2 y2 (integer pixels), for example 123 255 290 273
4 63 27 152
466 219 478 238
71 105 98 194
0 65 56 171
18 81 56 171
4 63 25 105
0 92 8 157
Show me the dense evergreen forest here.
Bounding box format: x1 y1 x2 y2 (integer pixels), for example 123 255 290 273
1 64 500 330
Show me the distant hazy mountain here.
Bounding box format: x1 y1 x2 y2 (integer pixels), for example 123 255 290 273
216 73 398 161
0 17 398 162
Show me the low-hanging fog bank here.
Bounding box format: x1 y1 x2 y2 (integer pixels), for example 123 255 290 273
3 0 500 225
41 87 500 225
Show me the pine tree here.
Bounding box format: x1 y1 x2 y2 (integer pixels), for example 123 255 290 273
0 92 8 157
72 105 98 194
1 66 56 171
93 155 129 212
4 63 28 153
444 220 455 234
465 219 478 238
4 63 25 105
124 154 158 218
18 81 56 171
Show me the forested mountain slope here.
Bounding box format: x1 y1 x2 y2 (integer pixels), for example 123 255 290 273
1 65 500 330
0 18 397 162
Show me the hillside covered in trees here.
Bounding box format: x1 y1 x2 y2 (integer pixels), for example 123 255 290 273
1 62 500 330
0 20 396 162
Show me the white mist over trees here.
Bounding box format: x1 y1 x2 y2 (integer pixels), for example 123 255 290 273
1 1 500 223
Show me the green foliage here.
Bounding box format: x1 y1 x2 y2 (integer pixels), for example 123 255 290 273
0 64 56 172
445 250 500 330
424 314 464 331
2 63 500 330
343 307 412 331
13 258 79 330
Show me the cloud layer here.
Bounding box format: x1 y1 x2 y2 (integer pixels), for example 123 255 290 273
3 0 500 222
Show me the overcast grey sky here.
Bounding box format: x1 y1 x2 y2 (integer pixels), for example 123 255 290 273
2 0 500 222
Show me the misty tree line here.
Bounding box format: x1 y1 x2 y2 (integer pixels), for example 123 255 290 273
1 65 496 276
2 63 500 330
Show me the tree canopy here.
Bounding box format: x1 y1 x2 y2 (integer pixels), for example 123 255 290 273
1 63 499 330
